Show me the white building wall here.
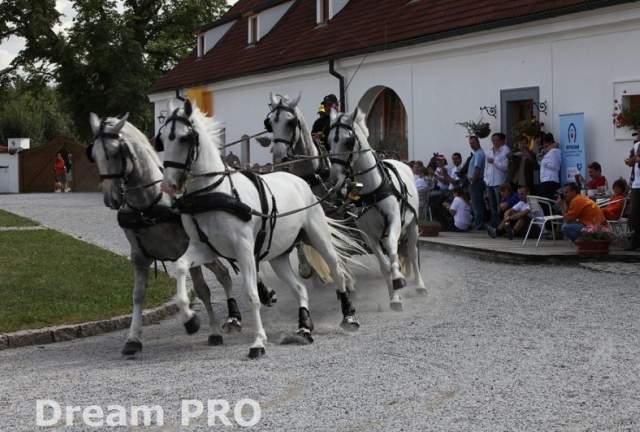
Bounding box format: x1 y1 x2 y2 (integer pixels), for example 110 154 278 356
150 3 640 180
0 154 20 194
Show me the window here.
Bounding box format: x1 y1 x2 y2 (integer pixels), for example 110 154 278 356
248 15 258 45
317 0 330 25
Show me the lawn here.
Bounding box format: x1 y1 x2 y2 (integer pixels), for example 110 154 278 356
0 209 39 227
0 229 175 333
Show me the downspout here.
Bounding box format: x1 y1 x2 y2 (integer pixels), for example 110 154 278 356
329 59 345 112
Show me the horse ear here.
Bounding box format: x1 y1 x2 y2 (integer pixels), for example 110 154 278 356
184 99 193 117
168 99 176 112
112 113 128 133
269 92 278 107
329 107 339 124
291 91 302 108
352 107 364 123
89 113 101 136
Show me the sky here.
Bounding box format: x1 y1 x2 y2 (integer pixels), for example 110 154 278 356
0 0 239 70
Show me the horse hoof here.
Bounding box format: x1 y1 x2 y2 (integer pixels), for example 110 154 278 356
248 347 266 359
340 316 360 332
416 287 428 296
297 328 314 344
222 318 242 333
264 290 277 307
121 340 142 356
392 278 407 291
390 301 403 312
208 335 224 346
184 314 200 335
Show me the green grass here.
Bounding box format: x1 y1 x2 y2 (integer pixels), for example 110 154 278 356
0 209 39 227
0 229 174 333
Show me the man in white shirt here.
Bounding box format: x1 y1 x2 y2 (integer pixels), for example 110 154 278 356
538 133 562 200
484 133 511 227
447 152 464 190
443 187 472 231
488 186 531 239
625 136 640 250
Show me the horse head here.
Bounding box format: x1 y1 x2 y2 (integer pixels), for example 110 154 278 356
327 107 367 187
264 92 303 164
87 112 135 209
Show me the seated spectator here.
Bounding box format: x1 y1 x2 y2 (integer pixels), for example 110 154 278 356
498 183 519 215
488 186 531 239
576 162 607 191
558 182 606 241
443 187 472 232
602 178 627 221
434 155 452 192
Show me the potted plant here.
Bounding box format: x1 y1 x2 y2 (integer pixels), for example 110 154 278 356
575 225 612 255
513 118 544 150
418 219 441 237
456 121 491 139
612 100 640 135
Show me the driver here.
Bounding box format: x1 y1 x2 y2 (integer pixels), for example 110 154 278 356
312 94 339 152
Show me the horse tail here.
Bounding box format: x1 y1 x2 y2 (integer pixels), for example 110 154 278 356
325 218 367 281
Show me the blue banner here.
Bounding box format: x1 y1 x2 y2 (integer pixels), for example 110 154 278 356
559 113 586 185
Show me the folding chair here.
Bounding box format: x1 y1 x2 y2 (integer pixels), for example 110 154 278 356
522 195 564 247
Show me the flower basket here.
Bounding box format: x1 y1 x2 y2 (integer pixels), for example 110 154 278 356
457 121 491 139
514 118 544 140
575 225 611 255
575 239 610 255
612 101 640 136
419 221 441 237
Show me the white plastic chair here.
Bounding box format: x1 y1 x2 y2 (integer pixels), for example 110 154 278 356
601 197 632 244
522 195 564 247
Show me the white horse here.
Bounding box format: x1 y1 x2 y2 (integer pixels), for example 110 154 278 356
158 100 362 358
327 108 426 311
264 93 334 279
87 113 265 355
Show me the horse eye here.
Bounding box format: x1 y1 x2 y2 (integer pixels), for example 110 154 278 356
287 119 296 128
179 136 190 144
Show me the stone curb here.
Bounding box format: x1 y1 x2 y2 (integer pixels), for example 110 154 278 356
419 238 640 265
0 302 178 351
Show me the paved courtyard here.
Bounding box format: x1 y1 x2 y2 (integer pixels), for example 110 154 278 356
1 193 640 431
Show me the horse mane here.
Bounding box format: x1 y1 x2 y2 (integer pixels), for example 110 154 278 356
121 121 162 167
189 106 224 153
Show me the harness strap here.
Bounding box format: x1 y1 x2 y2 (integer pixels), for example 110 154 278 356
191 215 240 274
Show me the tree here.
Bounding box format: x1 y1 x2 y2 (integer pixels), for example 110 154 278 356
1 0 229 140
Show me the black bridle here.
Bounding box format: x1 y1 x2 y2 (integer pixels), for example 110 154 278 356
86 120 131 182
264 103 301 150
156 109 201 173
328 115 379 180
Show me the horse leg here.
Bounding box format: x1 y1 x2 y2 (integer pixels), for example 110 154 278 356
381 206 406 292
364 234 402 311
175 256 201 335
236 248 267 358
270 255 314 344
122 252 152 356
190 266 223 346
305 220 359 331
406 218 427 295
204 260 242 334
257 275 278 307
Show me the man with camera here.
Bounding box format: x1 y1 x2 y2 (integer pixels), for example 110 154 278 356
557 182 606 242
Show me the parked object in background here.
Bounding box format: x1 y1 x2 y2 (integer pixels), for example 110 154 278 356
418 220 441 237
522 195 563 247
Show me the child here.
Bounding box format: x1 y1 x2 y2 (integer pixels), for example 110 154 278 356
602 178 627 220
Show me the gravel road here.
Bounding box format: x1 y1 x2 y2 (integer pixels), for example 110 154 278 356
1 193 639 431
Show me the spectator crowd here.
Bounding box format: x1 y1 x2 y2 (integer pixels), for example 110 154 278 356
408 131 640 251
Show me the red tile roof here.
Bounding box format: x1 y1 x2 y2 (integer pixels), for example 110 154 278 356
150 0 631 93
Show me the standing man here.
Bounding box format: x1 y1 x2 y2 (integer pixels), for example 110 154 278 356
53 152 67 193
467 136 486 230
484 133 510 227
625 135 640 250
312 94 340 152
538 133 562 200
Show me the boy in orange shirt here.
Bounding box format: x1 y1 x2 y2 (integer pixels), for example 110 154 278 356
602 178 627 221
558 182 606 241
